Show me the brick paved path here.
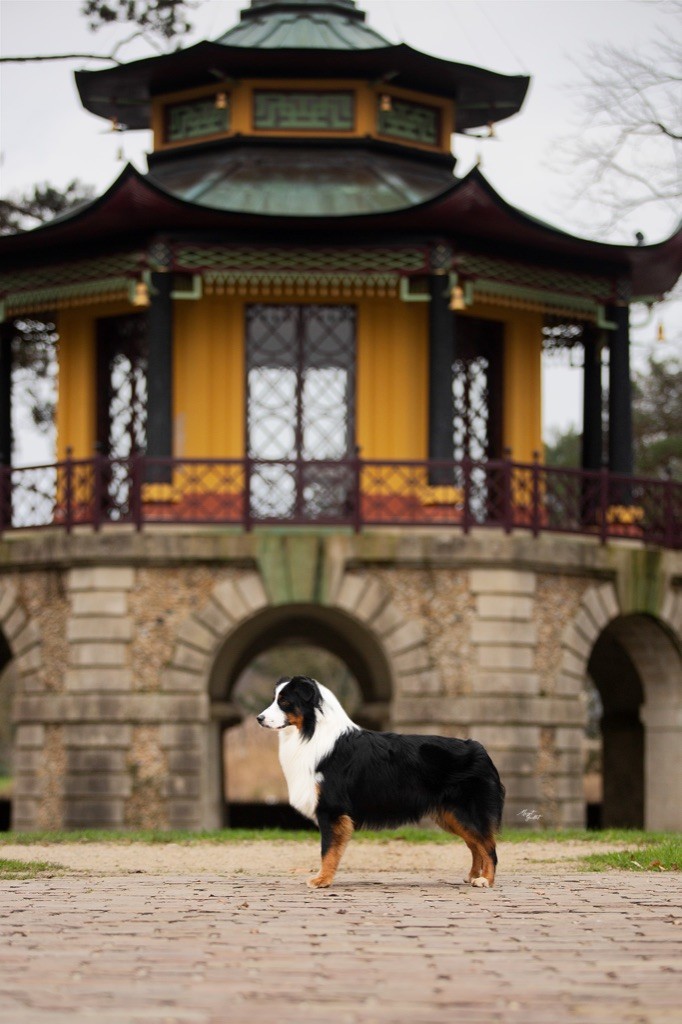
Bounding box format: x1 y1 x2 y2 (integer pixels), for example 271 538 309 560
1 872 681 1024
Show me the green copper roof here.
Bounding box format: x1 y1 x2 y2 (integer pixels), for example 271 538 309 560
216 0 390 50
147 144 454 216
75 0 530 132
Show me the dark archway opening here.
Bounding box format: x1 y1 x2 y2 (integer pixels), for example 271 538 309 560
587 617 646 829
207 603 394 829
0 629 14 831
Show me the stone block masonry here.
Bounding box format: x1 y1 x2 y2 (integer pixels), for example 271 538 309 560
61 569 137 827
2 529 680 831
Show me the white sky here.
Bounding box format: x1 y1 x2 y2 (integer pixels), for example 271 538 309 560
0 0 680 463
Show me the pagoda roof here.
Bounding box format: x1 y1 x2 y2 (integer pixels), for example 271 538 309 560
75 1 529 134
217 0 391 50
0 162 680 301
145 140 457 217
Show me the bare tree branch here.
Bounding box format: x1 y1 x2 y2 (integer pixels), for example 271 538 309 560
0 53 123 64
1 0 204 65
551 1 682 236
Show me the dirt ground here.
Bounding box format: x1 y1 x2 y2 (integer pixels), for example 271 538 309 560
0 837 630 878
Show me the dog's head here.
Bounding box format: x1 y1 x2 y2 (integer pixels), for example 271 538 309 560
257 676 323 740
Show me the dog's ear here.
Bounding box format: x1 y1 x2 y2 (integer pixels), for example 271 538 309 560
291 676 320 707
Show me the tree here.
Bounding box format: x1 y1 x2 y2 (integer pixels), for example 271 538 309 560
82 0 195 42
0 3 192 449
0 180 95 235
544 354 682 481
544 425 581 470
0 184 96 445
556 1 681 236
632 353 682 480
0 0 201 64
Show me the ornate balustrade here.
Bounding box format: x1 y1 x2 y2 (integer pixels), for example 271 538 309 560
0 453 679 548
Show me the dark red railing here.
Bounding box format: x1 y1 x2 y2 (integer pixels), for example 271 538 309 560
0 452 679 548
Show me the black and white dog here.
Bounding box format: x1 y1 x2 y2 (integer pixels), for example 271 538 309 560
257 675 505 889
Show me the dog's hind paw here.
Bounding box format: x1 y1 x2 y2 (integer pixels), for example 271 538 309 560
308 875 332 889
471 876 490 888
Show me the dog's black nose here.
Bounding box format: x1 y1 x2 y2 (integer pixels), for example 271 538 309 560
257 713 265 725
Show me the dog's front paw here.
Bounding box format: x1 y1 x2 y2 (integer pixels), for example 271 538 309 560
308 874 332 889
471 876 490 888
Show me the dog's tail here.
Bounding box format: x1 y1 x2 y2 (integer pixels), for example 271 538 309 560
421 739 505 835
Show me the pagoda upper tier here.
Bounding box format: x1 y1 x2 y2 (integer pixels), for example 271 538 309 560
75 0 530 134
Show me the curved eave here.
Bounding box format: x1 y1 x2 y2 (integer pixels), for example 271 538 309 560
434 169 682 298
145 140 457 217
75 41 529 132
0 164 679 299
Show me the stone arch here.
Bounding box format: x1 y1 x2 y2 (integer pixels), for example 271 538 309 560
660 584 682 640
559 581 621 697
589 610 679 827
164 568 441 828
561 580 682 830
0 580 47 830
0 581 44 684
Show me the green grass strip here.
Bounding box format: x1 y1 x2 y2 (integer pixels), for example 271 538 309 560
1 826 679 846
582 836 682 873
0 858 63 879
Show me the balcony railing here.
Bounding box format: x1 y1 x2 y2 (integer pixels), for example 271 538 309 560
0 453 679 548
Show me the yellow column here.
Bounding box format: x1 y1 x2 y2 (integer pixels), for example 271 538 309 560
356 297 428 459
173 294 244 458
55 308 97 459
502 309 543 463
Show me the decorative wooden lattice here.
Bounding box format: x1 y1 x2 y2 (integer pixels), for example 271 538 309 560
253 92 354 131
165 98 230 142
452 318 504 522
377 98 440 146
96 314 148 518
246 304 356 521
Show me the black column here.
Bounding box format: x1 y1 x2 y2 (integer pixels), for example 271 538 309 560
608 303 634 477
0 320 13 530
0 320 12 467
428 274 454 483
581 323 602 472
146 272 173 481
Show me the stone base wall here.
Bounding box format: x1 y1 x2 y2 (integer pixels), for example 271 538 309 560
2 528 680 832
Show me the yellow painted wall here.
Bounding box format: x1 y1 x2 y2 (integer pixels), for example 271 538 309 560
55 294 542 467
152 79 454 156
356 297 428 460
56 295 245 461
56 300 131 459
173 294 244 459
500 307 543 463
457 303 543 463
172 293 428 462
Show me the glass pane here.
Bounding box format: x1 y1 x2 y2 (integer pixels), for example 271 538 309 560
301 367 349 459
247 367 296 460
246 304 356 522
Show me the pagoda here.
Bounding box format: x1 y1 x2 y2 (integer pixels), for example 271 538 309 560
0 0 680 835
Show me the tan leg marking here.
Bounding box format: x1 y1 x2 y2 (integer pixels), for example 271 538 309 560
308 815 354 889
436 810 496 887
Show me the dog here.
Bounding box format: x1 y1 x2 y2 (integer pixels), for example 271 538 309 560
257 675 505 889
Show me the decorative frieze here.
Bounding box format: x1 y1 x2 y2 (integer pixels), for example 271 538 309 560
378 97 440 146
165 97 229 143
254 91 354 131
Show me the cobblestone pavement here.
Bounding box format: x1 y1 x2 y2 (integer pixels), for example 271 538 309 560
1 871 681 1024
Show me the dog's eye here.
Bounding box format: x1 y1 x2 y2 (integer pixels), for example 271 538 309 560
279 699 292 710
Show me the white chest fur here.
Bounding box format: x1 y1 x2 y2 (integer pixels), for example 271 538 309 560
278 729 323 821
277 687 359 821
